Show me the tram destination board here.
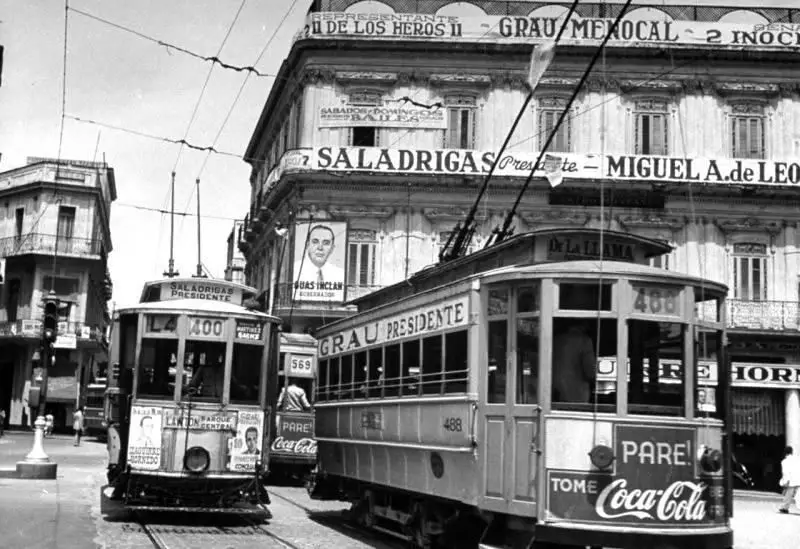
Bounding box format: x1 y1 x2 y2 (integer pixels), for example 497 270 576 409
236 320 263 341
186 316 227 340
285 353 315 378
631 284 681 317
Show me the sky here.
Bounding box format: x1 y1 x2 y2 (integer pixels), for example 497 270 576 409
0 0 311 308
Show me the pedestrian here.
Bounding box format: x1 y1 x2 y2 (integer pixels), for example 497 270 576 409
0 408 6 437
44 413 54 437
73 406 84 447
778 446 800 514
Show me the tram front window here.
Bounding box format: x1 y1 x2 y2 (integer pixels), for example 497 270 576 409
137 338 178 398
231 343 262 404
551 318 617 409
184 340 226 401
627 320 685 416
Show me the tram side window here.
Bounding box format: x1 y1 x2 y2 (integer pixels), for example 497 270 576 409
627 320 685 416
328 357 340 401
488 320 507 403
696 330 723 420
318 359 329 402
444 330 468 394
384 344 401 397
559 283 612 311
354 351 368 399
368 348 382 398
516 318 539 404
340 354 353 400
184 340 226 401
552 318 617 409
230 343 262 404
403 339 420 396
421 335 443 395
137 338 178 398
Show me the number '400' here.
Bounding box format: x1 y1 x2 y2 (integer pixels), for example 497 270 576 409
633 288 678 315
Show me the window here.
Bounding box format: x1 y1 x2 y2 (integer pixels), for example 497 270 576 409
41 275 80 296
650 254 670 270
339 355 353 400
627 320 685 416
183 340 226 402
558 282 612 311
384 344 401 397
367 348 383 398
402 339 420 396
317 359 329 402
487 287 509 403
696 330 723 420
444 330 468 393
15 208 23 240
538 97 571 153
354 351 368 399
137 339 178 398
444 94 476 149
421 335 443 395
733 243 768 301
348 230 377 287
351 127 377 147
230 343 262 404
57 205 76 240
516 284 540 405
730 103 765 159
633 98 669 155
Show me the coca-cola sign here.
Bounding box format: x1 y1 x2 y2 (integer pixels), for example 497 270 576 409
546 425 726 525
271 413 317 460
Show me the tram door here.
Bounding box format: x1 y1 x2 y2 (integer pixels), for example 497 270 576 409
482 284 540 515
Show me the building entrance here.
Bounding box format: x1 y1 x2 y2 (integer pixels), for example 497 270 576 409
0 359 14 431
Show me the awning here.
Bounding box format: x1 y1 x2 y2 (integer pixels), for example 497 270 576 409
47 376 78 403
732 388 784 436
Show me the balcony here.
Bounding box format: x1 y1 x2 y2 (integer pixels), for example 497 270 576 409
0 233 104 258
0 318 107 346
727 299 800 332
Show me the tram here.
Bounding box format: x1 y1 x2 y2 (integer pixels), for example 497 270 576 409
103 277 281 513
267 332 318 482
84 379 107 439
308 227 733 549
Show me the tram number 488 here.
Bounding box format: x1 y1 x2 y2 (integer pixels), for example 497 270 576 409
443 417 463 432
633 287 679 316
189 318 224 337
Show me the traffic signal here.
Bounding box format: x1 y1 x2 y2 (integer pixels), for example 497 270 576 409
43 295 59 344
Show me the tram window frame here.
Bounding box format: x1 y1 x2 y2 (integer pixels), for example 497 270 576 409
183 340 227 402
318 359 329 402
444 330 468 394
230 342 263 404
137 337 179 399
354 351 368 399
487 286 510 404
626 320 686 417
340 354 354 400
421 334 444 395
402 339 421 396
367 348 383 398
384 344 401 397
695 328 724 420
516 283 541 405
328 357 340 401
558 282 613 311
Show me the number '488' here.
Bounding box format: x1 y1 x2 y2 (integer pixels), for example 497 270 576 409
443 418 462 432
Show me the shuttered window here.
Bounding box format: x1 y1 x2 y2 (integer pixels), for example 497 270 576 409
444 95 476 149
733 243 768 301
732 388 784 436
538 97 571 153
731 109 765 159
634 99 669 156
347 229 376 286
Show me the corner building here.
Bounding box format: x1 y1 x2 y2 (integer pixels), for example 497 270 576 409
240 0 800 489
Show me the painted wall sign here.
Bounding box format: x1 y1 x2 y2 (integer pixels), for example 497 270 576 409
293 220 348 303
546 424 726 525
318 295 469 357
158 280 242 305
163 409 236 431
296 12 800 51
271 413 317 459
128 406 163 471
262 147 800 194
228 410 264 472
319 102 447 129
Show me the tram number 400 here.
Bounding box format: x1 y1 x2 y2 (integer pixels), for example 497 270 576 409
189 318 224 337
443 418 463 432
633 287 679 316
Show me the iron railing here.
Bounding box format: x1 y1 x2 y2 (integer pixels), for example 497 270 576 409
0 318 107 343
726 299 800 331
0 233 104 257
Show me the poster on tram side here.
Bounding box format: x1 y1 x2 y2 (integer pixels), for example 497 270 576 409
127 406 163 470
228 410 264 472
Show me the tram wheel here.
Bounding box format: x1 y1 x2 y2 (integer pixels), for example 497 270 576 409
407 502 433 549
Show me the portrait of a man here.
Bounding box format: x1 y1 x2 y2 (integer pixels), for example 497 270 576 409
293 222 347 301
242 426 260 455
135 415 158 447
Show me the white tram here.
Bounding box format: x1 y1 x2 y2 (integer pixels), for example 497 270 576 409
104 278 281 513
308 228 733 549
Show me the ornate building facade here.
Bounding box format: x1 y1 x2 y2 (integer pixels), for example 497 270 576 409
0 158 115 431
239 0 800 488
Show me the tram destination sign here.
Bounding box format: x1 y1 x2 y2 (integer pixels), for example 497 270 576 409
631 284 682 317
158 280 243 305
546 424 725 525
235 320 263 341
163 409 236 431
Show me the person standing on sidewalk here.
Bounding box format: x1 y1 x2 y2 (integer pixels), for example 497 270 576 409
72 406 84 447
0 408 5 437
778 446 800 514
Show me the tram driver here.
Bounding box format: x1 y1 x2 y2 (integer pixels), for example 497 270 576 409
552 320 597 404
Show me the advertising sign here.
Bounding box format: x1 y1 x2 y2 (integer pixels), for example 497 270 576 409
235 320 263 341
285 353 316 378
157 280 243 305
319 102 447 129
163 408 236 431
128 406 163 471
271 413 317 460
547 424 725 525
296 12 800 51
292 221 348 303
228 410 264 472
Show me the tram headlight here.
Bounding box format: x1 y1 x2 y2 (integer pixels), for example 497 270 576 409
183 446 210 474
699 446 723 473
589 444 615 470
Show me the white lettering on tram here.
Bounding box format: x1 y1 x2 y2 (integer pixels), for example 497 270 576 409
318 296 469 357
595 479 707 521
620 439 692 466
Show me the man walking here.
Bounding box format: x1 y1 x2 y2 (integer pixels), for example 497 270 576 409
73 406 84 447
778 446 800 514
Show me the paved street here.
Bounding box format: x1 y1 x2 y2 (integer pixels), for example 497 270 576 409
0 430 798 548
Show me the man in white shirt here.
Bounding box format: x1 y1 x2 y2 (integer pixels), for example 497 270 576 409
295 224 345 288
778 446 800 514
277 379 311 412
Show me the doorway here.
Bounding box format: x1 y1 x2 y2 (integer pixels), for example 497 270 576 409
0 358 15 430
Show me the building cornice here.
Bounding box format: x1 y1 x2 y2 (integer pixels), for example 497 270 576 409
714 217 784 235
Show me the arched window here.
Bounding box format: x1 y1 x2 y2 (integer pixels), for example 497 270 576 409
537 96 571 153
444 94 477 149
730 102 765 160
732 243 768 301
633 98 669 156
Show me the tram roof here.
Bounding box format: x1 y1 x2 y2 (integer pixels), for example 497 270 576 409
115 297 279 321
352 227 674 310
280 332 317 346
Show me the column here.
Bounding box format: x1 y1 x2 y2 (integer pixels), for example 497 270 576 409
786 389 800 450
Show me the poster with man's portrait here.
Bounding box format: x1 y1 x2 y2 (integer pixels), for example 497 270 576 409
292 221 348 303
128 406 163 470
228 410 264 472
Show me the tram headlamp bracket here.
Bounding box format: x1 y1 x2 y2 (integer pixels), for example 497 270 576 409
589 444 615 470
183 446 210 474
699 447 723 474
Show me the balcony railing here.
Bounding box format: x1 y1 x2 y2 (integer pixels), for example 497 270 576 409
726 299 800 331
0 318 107 344
0 233 104 258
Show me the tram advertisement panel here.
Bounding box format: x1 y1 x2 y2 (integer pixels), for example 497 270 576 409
228 410 264 472
546 425 725 526
128 406 163 470
271 413 317 460
163 408 236 430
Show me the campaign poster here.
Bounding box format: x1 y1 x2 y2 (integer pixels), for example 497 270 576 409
292 220 347 303
228 410 264 472
128 406 163 470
